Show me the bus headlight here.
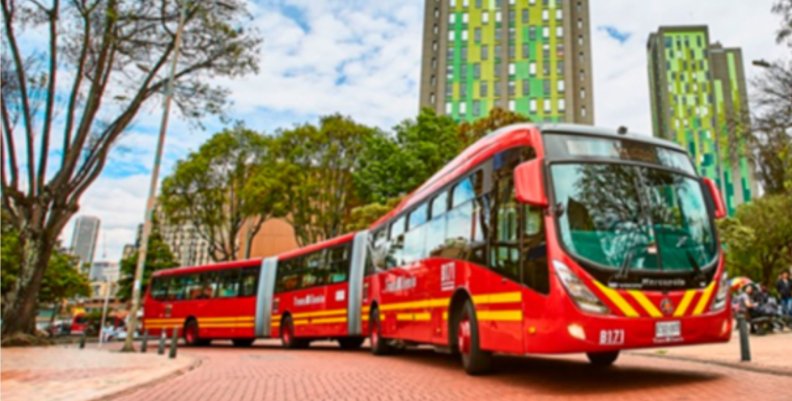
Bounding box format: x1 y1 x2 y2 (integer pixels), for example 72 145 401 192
553 261 610 315
710 272 729 312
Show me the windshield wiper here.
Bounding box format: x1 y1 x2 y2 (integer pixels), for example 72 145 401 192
677 236 706 284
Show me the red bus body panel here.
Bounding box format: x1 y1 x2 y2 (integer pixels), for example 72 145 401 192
143 259 261 339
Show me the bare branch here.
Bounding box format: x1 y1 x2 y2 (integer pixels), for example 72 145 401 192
38 0 60 193
2 0 37 196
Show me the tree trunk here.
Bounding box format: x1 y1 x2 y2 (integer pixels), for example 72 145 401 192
1 230 55 336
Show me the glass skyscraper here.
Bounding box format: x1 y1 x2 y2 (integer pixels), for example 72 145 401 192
647 26 757 214
420 0 594 124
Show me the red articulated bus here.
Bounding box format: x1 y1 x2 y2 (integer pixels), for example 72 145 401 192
143 232 369 348
143 123 732 375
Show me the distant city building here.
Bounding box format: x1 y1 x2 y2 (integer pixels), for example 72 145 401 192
419 0 594 123
647 25 757 214
89 261 120 282
157 208 212 267
70 216 100 271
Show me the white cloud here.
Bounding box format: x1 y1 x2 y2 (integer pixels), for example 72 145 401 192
66 0 787 262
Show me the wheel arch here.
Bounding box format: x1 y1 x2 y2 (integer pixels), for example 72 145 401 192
447 288 472 347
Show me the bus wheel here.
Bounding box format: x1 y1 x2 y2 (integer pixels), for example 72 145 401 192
587 351 620 366
338 337 364 350
456 300 492 375
184 319 201 347
369 308 391 355
280 316 308 349
232 338 255 347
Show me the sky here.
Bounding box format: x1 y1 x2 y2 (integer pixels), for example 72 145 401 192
59 0 789 263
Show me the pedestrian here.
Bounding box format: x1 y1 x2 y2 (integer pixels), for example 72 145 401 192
776 270 792 316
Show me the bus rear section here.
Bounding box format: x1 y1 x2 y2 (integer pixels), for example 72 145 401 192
360 124 731 374
269 232 367 349
142 259 262 346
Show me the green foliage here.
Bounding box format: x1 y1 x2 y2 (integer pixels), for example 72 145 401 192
458 107 530 148
354 108 461 204
719 194 792 286
1 213 90 305
161 126 279 261
346 197 403 232
268 114 377 245
116 226 178 302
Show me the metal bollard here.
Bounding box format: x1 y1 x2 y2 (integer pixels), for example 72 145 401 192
79 332 86 349
157 330 167 355
737 314 751 362
168 327 178 359
141 329 149 353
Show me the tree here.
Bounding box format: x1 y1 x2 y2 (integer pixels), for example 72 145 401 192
458 107 530 148
1 0 261 336
160 126 280 261
116 224 177 301
2 211 90 331
270 115 376 246
719 194 792 286
725 1 792 195
354 109 461 204
345 197 402 232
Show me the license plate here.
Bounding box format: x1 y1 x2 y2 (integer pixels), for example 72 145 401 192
655 321 681 338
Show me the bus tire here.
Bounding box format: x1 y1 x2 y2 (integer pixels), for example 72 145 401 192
280 315 308 349
586 351 619 366
456 299 492 375
338 337 364 350
369 307 391 355
232 338 255 347
184 319 204 347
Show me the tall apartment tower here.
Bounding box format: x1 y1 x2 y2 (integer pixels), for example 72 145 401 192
70 216 100 270
419 0 594 123
647 26 757 214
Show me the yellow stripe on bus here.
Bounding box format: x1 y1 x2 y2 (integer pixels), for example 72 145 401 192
380 298 448 311
310 317 347 324
396 312 431 322
200 323 255 328
472 292 522 305
477 310 522 322
674 290 697 317
627 290 663 318
144 318 182 323
198 316 254 322
292 309 347 319
692 281 717 316
592 280 640 317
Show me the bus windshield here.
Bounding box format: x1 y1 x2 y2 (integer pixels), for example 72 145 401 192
550 162 717 273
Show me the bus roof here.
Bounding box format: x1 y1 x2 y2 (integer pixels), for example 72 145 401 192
369 123 688 230
277 232 356 261
536 123 687 152
153 258 263 277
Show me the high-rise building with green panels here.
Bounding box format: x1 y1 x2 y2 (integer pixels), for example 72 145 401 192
647 26 757 215
419 0 594 124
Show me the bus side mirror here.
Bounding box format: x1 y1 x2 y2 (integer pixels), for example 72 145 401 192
702 177 726 219
514 159 548 207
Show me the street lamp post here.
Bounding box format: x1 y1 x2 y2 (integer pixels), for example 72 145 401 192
121 1 188 352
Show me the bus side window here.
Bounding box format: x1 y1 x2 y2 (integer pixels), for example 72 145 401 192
328 243 349 283
217 270 240 298
151 277 168 301
240 267 259 297
387 215 406 268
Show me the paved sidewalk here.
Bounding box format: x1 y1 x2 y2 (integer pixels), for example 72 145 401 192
1 344 197 401
633 331 792 375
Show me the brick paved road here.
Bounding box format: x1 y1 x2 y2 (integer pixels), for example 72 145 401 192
112 339 789 401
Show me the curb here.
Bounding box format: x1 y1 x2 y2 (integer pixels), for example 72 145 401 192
630 351 792 377
93 356 203 401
